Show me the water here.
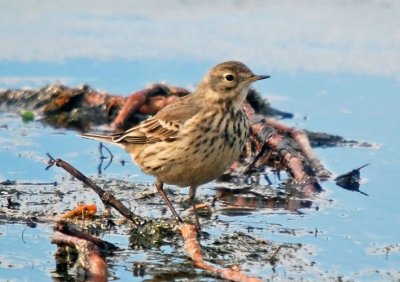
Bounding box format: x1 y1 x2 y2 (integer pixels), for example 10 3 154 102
0 224 54 281
1 1 400 281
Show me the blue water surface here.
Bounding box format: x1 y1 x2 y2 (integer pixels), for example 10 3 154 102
1 58 399 280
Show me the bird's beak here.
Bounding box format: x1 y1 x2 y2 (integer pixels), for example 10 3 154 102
249 74 270 81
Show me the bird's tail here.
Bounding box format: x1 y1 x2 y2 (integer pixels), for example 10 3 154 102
80 132 125 148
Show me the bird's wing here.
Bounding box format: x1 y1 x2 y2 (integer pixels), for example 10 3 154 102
113 94 200 144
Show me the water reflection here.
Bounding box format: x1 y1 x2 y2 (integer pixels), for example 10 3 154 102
334 164 369 196
214 185 313 215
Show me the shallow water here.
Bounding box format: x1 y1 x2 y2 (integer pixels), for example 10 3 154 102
1 68 399 281
1 2 400 281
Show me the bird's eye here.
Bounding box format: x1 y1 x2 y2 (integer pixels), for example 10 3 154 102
225 74 235 81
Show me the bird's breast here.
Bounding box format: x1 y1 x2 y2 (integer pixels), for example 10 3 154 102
134 107 249 187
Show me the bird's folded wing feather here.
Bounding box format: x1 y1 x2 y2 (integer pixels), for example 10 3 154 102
113 94 200 144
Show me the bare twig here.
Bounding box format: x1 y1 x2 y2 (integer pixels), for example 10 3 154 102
267 244 283 263
46 153 143 225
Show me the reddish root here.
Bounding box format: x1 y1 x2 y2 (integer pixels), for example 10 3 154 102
51 231 107 282
180 223 262 282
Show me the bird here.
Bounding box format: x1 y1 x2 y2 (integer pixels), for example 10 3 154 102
82 61 269 230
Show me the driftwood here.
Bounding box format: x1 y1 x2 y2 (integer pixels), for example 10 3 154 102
1 83 359 192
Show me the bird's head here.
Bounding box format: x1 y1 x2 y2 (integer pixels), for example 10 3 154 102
198 61 269 109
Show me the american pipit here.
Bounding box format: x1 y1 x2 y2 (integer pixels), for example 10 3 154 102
82 61 269 230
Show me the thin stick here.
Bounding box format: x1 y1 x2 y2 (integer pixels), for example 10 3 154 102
46 153 142 225
268 244 283 262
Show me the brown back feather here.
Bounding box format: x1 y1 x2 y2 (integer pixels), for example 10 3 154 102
112 94 200 144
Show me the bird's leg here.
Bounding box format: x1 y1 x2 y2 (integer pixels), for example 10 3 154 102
189 186 201 232
155 179 183 223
